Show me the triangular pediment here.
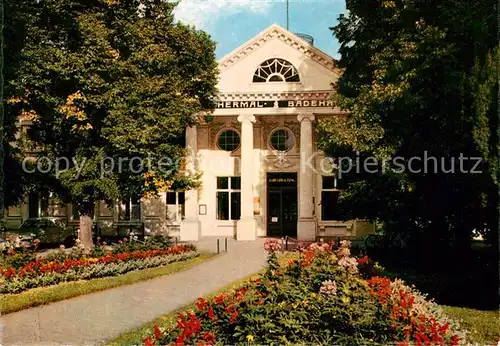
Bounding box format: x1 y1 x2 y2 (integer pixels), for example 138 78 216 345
216 24 342 93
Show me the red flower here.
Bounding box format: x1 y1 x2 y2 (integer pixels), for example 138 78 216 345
153 324 163 341
214 293 226 306
144 337 154 346
229 311 239 324
358 255 370 265
207 306 216 321
203 332 215 344
4 267 16 279
195 298 208 310
176 335 185 345
450 335 460 346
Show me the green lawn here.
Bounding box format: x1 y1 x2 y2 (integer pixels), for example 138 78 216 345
1 253 217 315
442 306 500 345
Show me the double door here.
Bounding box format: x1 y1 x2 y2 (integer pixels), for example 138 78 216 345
267 186 298 238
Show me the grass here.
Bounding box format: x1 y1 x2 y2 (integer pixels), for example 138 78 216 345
442 306 500 345
1 252 217 315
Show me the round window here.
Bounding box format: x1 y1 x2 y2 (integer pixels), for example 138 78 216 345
270 128 294 151
218 129 240 151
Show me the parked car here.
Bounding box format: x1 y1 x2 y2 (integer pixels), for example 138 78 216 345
3 217 77 247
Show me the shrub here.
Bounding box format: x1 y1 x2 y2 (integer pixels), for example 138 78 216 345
144 240 465 346
0 244 198 294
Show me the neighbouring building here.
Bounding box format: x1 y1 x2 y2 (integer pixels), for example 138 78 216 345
5 24 375 241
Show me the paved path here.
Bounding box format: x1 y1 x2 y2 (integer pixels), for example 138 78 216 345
0 237 267 345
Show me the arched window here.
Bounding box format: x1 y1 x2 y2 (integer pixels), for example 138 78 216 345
253 58 300 83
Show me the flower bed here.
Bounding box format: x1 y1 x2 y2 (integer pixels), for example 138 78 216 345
142 239 466 346
1 244 198 294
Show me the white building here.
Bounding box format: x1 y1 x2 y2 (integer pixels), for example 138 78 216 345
6 24 374 241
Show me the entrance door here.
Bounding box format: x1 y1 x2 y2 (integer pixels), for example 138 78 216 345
267 173 298 237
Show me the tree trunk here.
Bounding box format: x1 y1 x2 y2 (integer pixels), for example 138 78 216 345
78 203 94 249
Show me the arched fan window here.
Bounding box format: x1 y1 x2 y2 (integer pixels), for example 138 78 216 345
253 58 300 83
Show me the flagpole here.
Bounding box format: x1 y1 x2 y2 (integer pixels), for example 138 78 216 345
286 0 289 30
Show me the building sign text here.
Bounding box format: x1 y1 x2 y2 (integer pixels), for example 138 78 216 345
216 99 334 109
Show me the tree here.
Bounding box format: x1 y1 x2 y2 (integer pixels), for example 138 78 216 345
10 0 218 248
319 0 498 248
0 0 4 230
2 0 38 218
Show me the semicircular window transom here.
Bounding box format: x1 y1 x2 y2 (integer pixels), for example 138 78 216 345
253 58 300 83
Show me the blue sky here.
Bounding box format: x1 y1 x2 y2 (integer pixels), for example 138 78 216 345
173 0 346 60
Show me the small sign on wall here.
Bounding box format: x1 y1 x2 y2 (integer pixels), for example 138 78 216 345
271 217 278 223
199 204 207 215
253 197 260 216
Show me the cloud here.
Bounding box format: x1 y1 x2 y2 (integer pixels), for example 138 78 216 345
173 0 274 30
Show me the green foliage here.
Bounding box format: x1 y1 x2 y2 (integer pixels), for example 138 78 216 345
110 234 174 254
319 0 499 246
7 0 218 241
1 241 198 294
1 253 216 315
145 241 465 346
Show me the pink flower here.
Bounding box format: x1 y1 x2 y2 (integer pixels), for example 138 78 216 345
339 240 351 248
319 280 337 296
264 239 281 253
337 247 351 257
338 257 359 274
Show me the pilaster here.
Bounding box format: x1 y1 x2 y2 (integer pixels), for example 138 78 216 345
297 113 316 241
236 114 257 241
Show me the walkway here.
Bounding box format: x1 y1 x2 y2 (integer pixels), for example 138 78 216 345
0 237 267 345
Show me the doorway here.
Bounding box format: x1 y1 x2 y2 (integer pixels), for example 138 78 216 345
267 173 298 237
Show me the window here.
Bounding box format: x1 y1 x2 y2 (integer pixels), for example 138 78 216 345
270 128 294 151
216 177 241 220
72 204 80 220
218 129 240 151
28 192 49 218
121 199 141 220
166 191 185 221
321 176 345 221
253 58 300 83
28 193 39 218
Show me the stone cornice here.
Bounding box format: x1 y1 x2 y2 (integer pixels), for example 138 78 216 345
217 90 334 101
218 24 339 74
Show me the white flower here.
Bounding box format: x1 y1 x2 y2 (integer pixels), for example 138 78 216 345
340 240 351 248
337 247 350 257
319 280 337 296
338 256 358 274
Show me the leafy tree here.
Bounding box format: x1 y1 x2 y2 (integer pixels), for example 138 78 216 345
320 0 498 248
9 0 218 248
2 0 38 219
0 0 3 230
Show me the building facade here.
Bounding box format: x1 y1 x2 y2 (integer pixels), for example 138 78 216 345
5 24 374 241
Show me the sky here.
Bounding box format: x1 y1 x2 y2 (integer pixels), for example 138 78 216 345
172 0 346 60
